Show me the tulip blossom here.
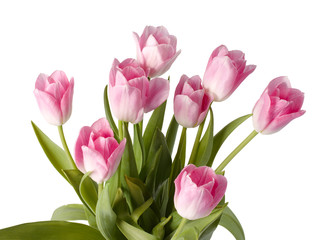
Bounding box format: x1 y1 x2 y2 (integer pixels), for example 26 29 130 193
174 75 213 128
133 25 181 78
252 76 305 134
34 70 74 126
108 58 170 123
203 45 256 101
74 118 126 183
174 164 227 220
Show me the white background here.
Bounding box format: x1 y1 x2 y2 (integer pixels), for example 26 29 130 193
0 0 319 239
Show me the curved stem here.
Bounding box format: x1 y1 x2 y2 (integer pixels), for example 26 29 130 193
58 125 76 169
215 130 258 174
98 183 104 198
171 218 188 240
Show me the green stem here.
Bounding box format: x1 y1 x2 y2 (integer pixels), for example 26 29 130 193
118 120 124 140
215 130 258 174
139 120 143 136
98 183 104 198
58 125 76 169
171 218 188 240
188 121 205 164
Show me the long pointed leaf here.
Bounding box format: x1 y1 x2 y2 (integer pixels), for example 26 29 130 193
165 116 179 155
117 220 158 240
79 172 98 214
96 184 124 240
219 206 245 240
104 85 119 141
31 121 75 182
0 221 105 240
51 204 87 221
143 101 167 158
207 114 252 167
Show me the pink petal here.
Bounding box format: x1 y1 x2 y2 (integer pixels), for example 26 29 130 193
104 139 126 180
208 45 229 62
74 126 92 173
108 84 144 123
133 32 145 66
262 110 306 134
34 89 62 125
144 77 170 113
267 76 291 95
35 73 49 91
174 75 189 96
91 118 113 138
174 95 200 128
109 59 121 87
50 70 70 91
210 174 227 209
128 76 149 106
82 146 108 183
145 34 159 47
252 92 272 132
203 56 238 101
149 49 181 78
60 78 74 124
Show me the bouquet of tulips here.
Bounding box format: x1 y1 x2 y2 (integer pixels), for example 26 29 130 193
0 26 305 240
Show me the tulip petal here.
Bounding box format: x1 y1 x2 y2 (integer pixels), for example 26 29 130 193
105 139 126 180
174 74 189 96
74 126 92 172
210 174 227 209
108 84 143 123
109 59 121 86
35 73 49 91
144 77 170 113
252 92 272 132
91 118 113 138
174 95 200 128
262 110 306 134
203 56 238 101
50 70 70 91
34 89 62 125
82 146 108 183
133 32 145 66
60 78 74 124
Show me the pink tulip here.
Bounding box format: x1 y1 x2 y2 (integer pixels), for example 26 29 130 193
133 25 181 78
174 75 213 128
34 70 74 126
203 45 256 101
74 118 126 183
108 58 170 124
252 76 305 134
174 164 227 220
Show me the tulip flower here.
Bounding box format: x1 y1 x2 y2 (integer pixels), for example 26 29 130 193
174 75 213 128
174 164 227 220
203 45 256 101
252 76 305 134
34 70 74 126
108 58 170 123
133 25 181 78
74 118 126 183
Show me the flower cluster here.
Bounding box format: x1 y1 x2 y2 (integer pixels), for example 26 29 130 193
8 25 305 240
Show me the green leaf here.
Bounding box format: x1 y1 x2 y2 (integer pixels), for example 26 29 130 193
152 215 172 240
167 128 186 215
133 123 145 174
96 184 124 240
131 198 153 223
176 227 199 240
117 220 158 240
79 172 98 214
104 85 119 141
51 204 87 221
125 176 145 206
121 122 138 187
165 116 179 155
207 114 252 167
219 206 245 240
31 121 75 182
0 221 105 240
143 101 167 158
194 108 214 166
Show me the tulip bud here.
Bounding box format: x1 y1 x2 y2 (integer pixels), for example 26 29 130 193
174 75 213 128
133 25 181 78
108 58 170 124
203 45 256 101
174 164 227 220
34 70 74 126
252 76 305 134
74 118 126 183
